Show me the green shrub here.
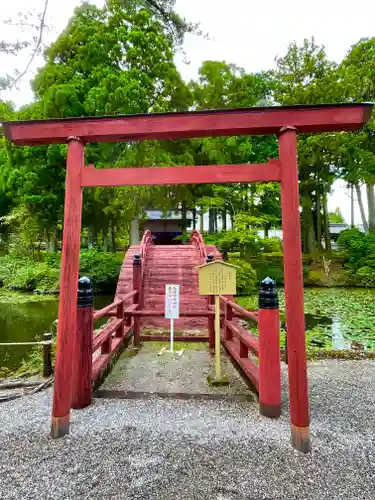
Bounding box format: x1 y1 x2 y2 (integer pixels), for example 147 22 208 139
11 262 60 292
262 237 282 253
0 255 19 287
229 259 257 295
0 249 123 294
325 251 348 265
306 270 325 286
356 266 375 286
262 252 283 264
337 229 375 269
80 249 122 293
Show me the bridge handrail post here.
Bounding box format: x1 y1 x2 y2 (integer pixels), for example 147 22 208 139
258 277 281 418
133 253 142 347
224 301 233 341
116 300 125 337
71 277 93 409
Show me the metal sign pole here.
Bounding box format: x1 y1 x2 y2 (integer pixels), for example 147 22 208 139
170 318 174 353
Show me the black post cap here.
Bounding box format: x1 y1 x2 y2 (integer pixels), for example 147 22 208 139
206 253 214 263
77 276 93 308
258 277 279 310
133 253 141 266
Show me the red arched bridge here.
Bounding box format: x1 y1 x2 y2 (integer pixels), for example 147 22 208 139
89 229 261 380
71 229 280 421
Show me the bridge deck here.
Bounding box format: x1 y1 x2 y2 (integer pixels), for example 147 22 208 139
98 342 254 401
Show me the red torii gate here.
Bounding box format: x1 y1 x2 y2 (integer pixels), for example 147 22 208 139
3 103 372 453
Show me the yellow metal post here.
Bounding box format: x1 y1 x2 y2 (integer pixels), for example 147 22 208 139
215 294 221 380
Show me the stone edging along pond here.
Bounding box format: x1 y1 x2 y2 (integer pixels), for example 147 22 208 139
281 348 375 361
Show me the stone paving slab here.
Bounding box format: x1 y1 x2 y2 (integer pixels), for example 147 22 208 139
100 342 254 399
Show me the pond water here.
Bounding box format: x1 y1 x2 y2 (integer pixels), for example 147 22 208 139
2 287 375 373
238 287 375 352
0 292 111 373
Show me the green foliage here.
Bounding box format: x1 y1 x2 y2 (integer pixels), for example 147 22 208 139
328 208 346 224
356 266 375 286
262 237 282 253
79 249 123 293
338 229 375 272
0 249 123 293
229 259 257 295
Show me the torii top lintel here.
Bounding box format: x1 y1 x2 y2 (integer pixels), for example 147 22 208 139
2 103 373 146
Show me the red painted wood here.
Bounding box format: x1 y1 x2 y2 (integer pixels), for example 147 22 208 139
51 138 84 438
133 257 142 347
131 309 214 317
220 297 258 323
4 104 372 145
222 337 259 390
224 302 233 341
93 299 123 321
91 322 134 382
279 129 310 431
239 340 249 358
71 305 93 409
258 308 281 418
92 319 123 353
115 301 125 337
81 162 281 187
223 320 259 355
140 230 153 259
190 230 208 261
141 245 212 330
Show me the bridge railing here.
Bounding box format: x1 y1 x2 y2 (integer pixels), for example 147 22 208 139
189 229 207 262
220 278 281 418
140 229 153 259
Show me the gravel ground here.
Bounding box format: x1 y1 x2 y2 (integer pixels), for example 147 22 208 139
1 360 375 499
100 343 251 396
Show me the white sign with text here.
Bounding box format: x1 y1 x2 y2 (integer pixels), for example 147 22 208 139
165 284 180 319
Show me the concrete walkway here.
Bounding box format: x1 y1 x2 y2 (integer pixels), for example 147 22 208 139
1 360 375 499
99 342 253 399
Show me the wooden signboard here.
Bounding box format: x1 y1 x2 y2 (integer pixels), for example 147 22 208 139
197 260 237 385
197 260 237 296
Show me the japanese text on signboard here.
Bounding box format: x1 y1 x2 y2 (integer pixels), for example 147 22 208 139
165 284 180 319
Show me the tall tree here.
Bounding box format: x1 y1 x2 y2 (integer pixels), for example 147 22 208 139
339 37 375 231
272 38 340 251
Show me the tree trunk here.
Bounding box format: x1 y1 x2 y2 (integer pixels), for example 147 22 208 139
316 188 322 250
213 208 218 232
181 201 187 233
110 227 116 253
199 207 204 233
322 189 331 252
88 226 95 249
48 231 57 252
221 210 227 230
350 184 355 228
301 204 315 253
264 225 269 239
355 184 369 233
208 208 215 234
103 232 108 252
131 217 140 245
192 208 197 230
366 183 375 231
